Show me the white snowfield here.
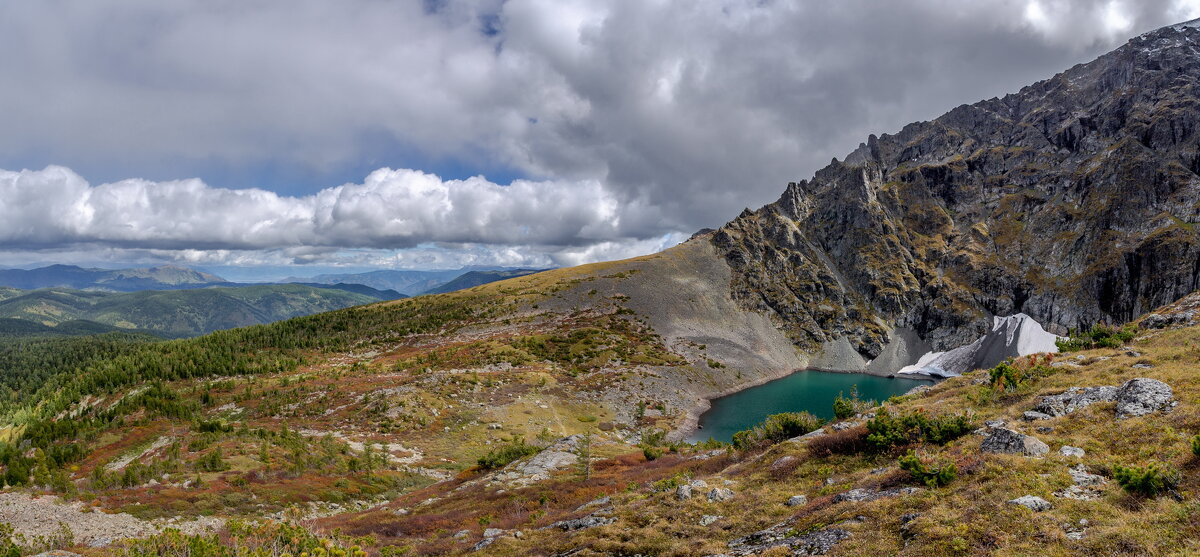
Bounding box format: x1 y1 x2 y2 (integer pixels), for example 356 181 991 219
896 314 1060 378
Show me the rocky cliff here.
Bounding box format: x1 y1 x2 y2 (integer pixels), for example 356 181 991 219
713 20 1200 364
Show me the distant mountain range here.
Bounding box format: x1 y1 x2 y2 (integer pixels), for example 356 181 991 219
0 283 394 338
0 264 224 291
0 264 550 297
0 265 550 338
420 269 546 294
285 266 548 296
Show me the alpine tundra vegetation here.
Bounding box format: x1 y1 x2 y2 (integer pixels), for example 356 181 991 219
2 9 1200 557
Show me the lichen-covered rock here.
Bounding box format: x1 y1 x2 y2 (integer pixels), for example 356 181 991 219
786 495 808 507
1054 465 1107 500
676 485 693 501
833 487 920 503
1031 386 1118 417
544 514 616 531
1008 495 1052 512
980 428 1049 456
1115 378 1175 418
1060 446 1085 457
728 524 851 556
707 488 735 502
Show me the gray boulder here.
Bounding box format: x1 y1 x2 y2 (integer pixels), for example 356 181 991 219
1059 445 1085 457
1115 378 1175 419
1031 386 1118 417
728 524 850 556
545 514 616 531
676 484 693 500
832 486 920 503
786 494 809 507
1008 495 1052 512
981 428 1049 456
707 488 735 502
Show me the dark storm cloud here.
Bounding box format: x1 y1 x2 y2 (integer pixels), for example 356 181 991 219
0 0 1195 267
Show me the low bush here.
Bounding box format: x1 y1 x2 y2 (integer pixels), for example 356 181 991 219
865 410 972 452
832 385 874 419
988 358 1056 392
1113 463 1179 498
1056 324 1137 352
1192 434 1200 457
732 412 824 450
477 437 540 470
898 451 957 487
807 425 871 457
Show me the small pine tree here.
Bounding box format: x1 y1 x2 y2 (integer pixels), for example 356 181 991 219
575 430 593 481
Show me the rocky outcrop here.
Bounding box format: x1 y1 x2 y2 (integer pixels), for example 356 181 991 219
832 487 921 503
980 428 1049 456
1025 379 1175 420
489 435 580 487
1140 290 1200 329
1115 378 1176 418
543 514 616 531
1030 386 1119 417
1054 464 1107 500
712 21 1200 365
729 524 851 556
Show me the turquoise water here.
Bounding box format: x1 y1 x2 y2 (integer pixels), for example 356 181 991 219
688 370 932 443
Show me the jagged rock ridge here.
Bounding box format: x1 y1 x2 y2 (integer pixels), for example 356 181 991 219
713 20 1200 360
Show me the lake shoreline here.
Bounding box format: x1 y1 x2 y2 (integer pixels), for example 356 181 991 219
683 369 937 443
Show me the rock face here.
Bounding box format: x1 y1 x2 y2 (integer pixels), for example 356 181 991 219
1140 290 1200 329
981 428 1049 456
1115 378 1176 418
898 314 1060 377
712 21 1200 364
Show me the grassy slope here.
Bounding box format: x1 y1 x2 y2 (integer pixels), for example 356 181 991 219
319 323 1200 556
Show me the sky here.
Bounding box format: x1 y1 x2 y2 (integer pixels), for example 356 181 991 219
1 0 1198 275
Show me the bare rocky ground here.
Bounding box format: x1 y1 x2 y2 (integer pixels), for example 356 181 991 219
0 492 222 548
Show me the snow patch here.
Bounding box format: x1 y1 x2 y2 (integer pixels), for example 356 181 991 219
897 314 1059 378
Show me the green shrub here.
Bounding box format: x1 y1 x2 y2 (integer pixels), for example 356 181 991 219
1056 324 1137 352
195 448 228 472
731 412 824 450
833 385 873 419
477 437 540 470
1192 435 1200 457
759 412 823 443
987 359 1056 392
833 393 856 420
898 451 957 487
865 410 972 452
642 446 663 461
1113 463 1179 497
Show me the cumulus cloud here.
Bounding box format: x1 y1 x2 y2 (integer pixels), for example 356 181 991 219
0 165 666 266
0 1 1197 268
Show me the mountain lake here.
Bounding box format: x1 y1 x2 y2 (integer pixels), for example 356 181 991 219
688 370 933 443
